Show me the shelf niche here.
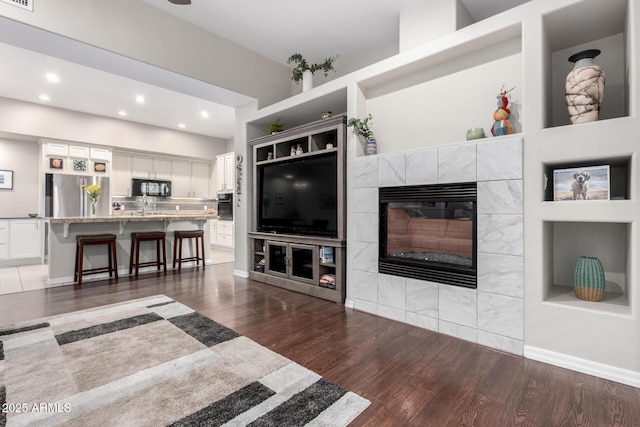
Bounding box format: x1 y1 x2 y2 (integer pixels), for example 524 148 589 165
542 156 631 202
543 220 630 314
543 0 630 128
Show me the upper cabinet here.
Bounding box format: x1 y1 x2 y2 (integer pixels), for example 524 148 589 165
171 159 211 198
191 161 212 198
114 151 211 198
112 151 132 196
131 154 171 180
41 140 112 176
216 152 235 193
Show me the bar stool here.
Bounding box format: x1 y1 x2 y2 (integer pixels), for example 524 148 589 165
173 230 205 272
129 231 167 277
74 234 118 286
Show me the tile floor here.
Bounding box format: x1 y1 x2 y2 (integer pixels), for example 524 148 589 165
0 248 234 296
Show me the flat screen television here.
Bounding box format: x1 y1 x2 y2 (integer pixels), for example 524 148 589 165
258 152 337 237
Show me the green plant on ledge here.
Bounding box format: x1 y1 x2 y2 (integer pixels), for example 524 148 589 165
347 114 375 141
264 119 284 134
287 53 339 82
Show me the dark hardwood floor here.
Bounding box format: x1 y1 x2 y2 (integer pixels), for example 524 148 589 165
1 264 638 426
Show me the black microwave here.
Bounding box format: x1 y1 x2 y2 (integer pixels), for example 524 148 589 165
131 179 171 197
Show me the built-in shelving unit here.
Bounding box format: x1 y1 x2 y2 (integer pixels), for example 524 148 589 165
248 115 347 303
240 0 639 384
543 0 630 128
523 0 638 384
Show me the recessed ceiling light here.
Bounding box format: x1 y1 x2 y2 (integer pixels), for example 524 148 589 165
135 95 145 104
38 94 50 101
118 110 127 116
178 123 186 129
200 111 209 118
45 73 59 83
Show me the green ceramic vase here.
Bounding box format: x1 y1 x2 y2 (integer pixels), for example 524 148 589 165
573 256 605 302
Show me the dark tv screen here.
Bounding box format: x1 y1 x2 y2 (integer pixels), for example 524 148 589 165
258 153 337 237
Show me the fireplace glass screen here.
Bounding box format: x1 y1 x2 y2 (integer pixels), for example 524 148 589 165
379 183 477 288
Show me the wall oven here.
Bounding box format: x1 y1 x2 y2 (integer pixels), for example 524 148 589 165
217 193 233 220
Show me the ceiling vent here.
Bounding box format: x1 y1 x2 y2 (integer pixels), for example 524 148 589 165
1 0 33 11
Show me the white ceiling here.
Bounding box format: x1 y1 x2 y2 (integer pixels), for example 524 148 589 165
0 0 530 140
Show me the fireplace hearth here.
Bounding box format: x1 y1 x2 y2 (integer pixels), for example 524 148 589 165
379 183 477 288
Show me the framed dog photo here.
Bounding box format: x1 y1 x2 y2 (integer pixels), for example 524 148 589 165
553 165 610 201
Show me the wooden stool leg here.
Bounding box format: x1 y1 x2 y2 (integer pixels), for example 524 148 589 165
195 236 200 267
77 242 84 286
112 240 119 280
74 240 80 283
135 239 141 277
200 235 205 270
129 237 135 274
108 242 113 278
173 236 178 269
162 237 167 273
156 239 161 271
178 237 183 271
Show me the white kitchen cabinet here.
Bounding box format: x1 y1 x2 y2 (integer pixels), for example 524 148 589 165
216 152 235 193
171 159 192 197
216 220 234 248
90 148 111 162
112 152 132 196
0 220 8 260
191 161 211 198
69 145 90 158
9 219 42 260
44 142 68 157
131 154 153 178
171 160 210 198
153 157 171 180
209 219 217 245
131 155 171 179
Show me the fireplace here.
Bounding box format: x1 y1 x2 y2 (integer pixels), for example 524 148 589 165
379 183 477 288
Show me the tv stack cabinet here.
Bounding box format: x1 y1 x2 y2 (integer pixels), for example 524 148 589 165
248 115 347 303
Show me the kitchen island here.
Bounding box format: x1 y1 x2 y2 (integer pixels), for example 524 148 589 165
46 213 217 286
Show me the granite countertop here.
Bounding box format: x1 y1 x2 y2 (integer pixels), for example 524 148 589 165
0 216 43 220
46 213 219 224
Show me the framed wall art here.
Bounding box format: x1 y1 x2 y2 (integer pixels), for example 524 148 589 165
50 158 64 170
73 159 87 172
0 170 14 190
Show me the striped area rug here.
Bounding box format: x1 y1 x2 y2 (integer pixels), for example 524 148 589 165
0 296 370 426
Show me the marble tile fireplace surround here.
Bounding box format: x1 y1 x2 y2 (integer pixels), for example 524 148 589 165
350 136 524 355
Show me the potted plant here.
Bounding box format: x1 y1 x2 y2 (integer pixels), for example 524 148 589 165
347 114 377 155
287 53 339 91
265 119 284 134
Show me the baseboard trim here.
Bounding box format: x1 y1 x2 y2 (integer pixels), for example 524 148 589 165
234 269 249 278
344 299 354 309
524 345 640 388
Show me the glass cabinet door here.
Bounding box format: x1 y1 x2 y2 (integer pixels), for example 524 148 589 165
290 244 316 284
266 242 287 277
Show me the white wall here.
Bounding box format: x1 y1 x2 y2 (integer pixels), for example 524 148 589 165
0 138 39 217
367 41 522 154
0 97 228 160
399 0 474 52
0 0 291 108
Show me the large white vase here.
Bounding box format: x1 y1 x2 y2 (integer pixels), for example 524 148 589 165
565 49 605 124
302 70 313 92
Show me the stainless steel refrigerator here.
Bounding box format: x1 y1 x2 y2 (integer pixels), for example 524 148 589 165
45 173 111 218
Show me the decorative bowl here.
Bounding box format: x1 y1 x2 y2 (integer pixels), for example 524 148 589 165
28 213 38 218
466 127 486 140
